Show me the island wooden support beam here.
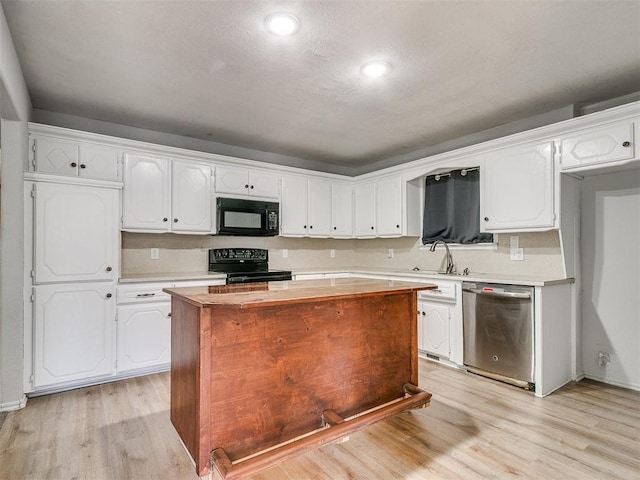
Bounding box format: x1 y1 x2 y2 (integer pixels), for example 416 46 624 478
210 384 432 480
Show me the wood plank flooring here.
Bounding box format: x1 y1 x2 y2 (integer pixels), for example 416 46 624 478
1 359 638 479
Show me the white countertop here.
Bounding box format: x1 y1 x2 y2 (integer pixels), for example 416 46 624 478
120 267 573 287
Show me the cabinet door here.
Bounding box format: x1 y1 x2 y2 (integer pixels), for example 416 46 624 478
33 283 115 388
561 121 635 170
481 141 555 232
215 165 250 196
249 171 280 199
280 176 309 236
33 136 79 177
376 176 403 236
171 162 213 233
331 183 353 238
116 303 171 373
354 182 376 237
422 301 450 358
79 144 121 182
307 179 332 237
34 182 119 283
122 154 171 231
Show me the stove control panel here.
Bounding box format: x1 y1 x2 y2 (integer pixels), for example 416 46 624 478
210 248 268 263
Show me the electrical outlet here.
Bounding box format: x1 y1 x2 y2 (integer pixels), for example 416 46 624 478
510 248 524 261
282 249 288 258
330 249 336 258
388 248 394 259
598 352 610 367
150 248 159 260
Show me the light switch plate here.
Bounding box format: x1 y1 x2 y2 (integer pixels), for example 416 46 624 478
150 248 159 260
330 249 336 258
388 248 394 259
282 249 288 258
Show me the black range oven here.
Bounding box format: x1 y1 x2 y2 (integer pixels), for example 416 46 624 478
208 248 292 285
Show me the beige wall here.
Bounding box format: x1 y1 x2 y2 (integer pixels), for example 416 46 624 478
121 230 564 278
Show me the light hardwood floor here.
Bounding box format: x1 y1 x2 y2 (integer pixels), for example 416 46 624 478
1 359 638 479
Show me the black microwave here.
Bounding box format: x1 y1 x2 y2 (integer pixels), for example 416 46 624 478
216 197 279 236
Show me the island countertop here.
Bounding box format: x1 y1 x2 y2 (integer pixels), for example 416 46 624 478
163 277 437 309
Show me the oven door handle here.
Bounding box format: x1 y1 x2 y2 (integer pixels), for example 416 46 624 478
462 287 531 299
227 274 291 284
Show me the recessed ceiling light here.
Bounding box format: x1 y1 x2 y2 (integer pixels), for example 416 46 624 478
265 13 300 36
361 61 392 78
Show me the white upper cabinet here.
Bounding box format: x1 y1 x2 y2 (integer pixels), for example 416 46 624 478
31 135 121 182
122 154 214 234
307 179 332 237
354 176 420 238
560 121 636 171
331 182 353 238
376 176 403 236
33 282 115 388
354 182 376 237
281 176 341 238
33 182 119 283
171 161 214 233
480 141 556 232
280 175 309 236
215 165 279 199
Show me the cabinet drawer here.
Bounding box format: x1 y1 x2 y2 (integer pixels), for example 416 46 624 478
561 121 635 170
117 284 172 304
419 281 457 302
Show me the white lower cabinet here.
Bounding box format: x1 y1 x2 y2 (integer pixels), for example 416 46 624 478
33 282 115 389
116 303 171 373
419 301 450 359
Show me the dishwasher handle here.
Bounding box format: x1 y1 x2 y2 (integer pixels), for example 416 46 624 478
462 287 531 299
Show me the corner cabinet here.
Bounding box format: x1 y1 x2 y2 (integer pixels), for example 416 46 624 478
122 154 214 234
354 176 421 238
280 175 352 238
480 141 557 232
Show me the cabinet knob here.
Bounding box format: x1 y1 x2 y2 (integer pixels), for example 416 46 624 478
167 312 172 317
174 218 178 223
623 141 631 147
333 226 337 230
163 217 168 222
396 224 400 228
303 225 307 229
484 217 489 222
250 185 254 189
245 184 249 189
309 225 313 229
371 226 374 230
421 311 425 315
70 162 77 168
80 164 86 169
106 266 112 272
106 293 112 299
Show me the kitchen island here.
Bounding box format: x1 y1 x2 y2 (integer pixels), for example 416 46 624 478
164 278 435 479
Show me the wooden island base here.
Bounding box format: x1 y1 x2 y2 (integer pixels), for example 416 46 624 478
164 278 435 479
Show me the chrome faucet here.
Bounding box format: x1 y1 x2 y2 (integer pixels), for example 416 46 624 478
429 240 455 274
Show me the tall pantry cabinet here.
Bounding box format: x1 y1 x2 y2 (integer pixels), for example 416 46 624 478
26 176 120 391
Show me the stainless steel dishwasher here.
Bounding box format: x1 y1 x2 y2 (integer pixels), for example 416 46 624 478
462 282 534 389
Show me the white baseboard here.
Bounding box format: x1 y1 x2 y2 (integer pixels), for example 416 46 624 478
0 394 27 412
583 374 640 392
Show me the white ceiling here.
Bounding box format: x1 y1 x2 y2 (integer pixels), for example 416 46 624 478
2 0 640 175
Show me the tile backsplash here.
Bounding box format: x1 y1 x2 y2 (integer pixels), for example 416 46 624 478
121 230 565 278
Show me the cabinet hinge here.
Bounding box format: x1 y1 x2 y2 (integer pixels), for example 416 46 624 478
29 374 34 384
31 184 36 198
30 292 35 302
30 269 35 278
31 139 37 168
